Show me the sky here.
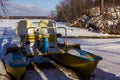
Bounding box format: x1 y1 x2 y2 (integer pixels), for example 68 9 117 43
0 0 60 16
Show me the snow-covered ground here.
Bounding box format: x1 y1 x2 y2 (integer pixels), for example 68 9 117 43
1 19 120 37
56 22 120 37
0 19 120 80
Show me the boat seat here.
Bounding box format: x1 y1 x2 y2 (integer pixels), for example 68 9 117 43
22 19 65 57
22 30 43 57
16 20 34 43
38 19 64 55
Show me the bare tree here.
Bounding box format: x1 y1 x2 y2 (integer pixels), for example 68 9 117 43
0 0 8 14
56 0 101 26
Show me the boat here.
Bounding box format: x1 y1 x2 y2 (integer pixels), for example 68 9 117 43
50 48 102 76
3 20 30 80
3 45 28 80
3 19 102 79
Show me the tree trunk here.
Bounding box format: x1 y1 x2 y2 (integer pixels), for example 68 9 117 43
100 0 104 15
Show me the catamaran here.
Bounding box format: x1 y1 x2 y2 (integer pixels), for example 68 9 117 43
3 19 102 80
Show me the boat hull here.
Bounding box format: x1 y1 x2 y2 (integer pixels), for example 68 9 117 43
50 50 102 75
5 63 26 80
3 47 27 80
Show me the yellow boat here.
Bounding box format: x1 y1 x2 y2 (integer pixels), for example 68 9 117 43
50 49 102 76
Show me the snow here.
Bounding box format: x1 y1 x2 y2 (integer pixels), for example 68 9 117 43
56 22 120 37
0 19 41 28
0 19 120 80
